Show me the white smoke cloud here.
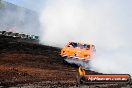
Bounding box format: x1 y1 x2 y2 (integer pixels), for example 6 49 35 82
40 0 132 74
0 0 40 35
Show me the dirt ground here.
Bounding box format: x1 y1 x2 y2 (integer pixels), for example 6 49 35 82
0 36 79 87
0 36 131 88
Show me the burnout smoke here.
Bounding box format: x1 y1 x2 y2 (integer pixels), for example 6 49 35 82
0 0 40 35
40 0 132 74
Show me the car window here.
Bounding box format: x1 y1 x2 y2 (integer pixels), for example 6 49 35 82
67 42 91 50
68 42 78 48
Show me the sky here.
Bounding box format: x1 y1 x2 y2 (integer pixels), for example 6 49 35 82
3 0 132 74
4 0 46 13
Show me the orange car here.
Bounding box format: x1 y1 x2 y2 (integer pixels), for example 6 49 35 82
60 42 96 61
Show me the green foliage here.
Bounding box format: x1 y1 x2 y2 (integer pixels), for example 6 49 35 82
31 35 39 40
